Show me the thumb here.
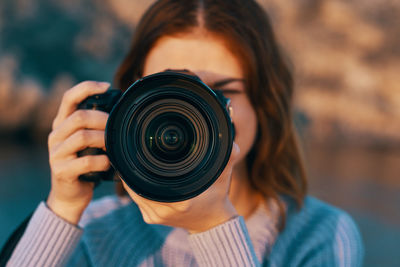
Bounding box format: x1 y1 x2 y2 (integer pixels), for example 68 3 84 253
228 142 240 166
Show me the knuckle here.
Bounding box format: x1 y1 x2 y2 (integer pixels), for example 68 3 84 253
48 147 58 162
81 156 92 169
76 129 89 144
154 208 171 222
62 177 76 185
51 119 58 131
174 202 191 213
62 89 73 103
48 131 55 147
49 158 55 168
52 165 64 179
73 110 87 125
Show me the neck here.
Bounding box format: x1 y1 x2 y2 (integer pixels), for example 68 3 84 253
229 160 262 219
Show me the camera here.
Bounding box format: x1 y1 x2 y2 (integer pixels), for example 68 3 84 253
78 70 234 202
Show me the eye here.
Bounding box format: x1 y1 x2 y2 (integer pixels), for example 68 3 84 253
213 88 242 97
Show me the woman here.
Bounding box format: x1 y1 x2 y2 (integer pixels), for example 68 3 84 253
7 0 363 266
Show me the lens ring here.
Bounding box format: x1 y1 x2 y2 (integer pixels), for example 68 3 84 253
105 73 234 202
133 98 210 177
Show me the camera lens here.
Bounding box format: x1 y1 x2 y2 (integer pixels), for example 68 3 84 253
105 71 234 202
134 98 209 177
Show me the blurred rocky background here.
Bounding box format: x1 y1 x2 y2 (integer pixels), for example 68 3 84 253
0 0 399 147
0 0 399 266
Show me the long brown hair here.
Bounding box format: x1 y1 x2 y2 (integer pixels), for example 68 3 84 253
114 0 307 229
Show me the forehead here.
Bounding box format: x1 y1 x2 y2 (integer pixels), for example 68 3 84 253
143 32 243 81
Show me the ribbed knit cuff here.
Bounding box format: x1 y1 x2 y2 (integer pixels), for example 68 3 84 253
7 202 83 267
188 216 260 267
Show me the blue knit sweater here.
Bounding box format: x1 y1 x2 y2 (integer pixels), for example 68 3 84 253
8 195 363 266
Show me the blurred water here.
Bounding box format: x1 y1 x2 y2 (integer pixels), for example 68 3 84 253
0 141 399 266
304 142 400 266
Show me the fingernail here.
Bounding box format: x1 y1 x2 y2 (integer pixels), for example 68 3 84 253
97 82 111 89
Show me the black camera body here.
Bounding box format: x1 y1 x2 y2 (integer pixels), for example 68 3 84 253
78 70 234 202
77 89 122 183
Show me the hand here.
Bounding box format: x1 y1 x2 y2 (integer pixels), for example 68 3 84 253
122 143 240 234
46 81 111 224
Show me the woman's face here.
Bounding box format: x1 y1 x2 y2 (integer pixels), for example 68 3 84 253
143 30 258 166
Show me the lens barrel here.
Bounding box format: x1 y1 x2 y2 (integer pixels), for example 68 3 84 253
106 71 234 202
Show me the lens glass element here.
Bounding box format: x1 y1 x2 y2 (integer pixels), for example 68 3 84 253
133 97 210 178
144 112 195 163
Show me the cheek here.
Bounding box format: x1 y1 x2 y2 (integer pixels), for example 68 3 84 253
230 98 258 161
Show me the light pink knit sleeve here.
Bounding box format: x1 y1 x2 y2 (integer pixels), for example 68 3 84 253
7 202 83 267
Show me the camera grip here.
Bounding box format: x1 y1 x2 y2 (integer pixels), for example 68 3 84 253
76 89 122 184
77 148 115 183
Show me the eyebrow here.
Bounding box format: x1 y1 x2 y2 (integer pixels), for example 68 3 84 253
209 78 245 89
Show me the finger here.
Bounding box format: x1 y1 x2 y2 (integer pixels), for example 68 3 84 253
49 110 108 148
227 142 240 166
52 155 110 181
53 81 110 129
121 180 172 224
51 129 105 159
120 180 152 216
211 142 240 188
121 179 175 208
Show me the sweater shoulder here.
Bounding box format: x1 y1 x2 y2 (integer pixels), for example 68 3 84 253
268 196 364 267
